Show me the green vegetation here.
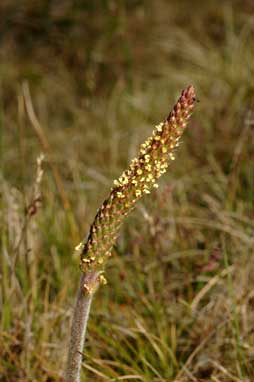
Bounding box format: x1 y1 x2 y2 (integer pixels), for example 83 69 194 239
0 1 253 381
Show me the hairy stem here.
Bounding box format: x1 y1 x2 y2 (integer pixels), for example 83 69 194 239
65 271 99 382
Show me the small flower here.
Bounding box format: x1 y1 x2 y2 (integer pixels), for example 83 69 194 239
80 85 196 272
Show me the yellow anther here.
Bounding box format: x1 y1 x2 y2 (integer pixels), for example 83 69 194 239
155 123 163 132
82 258 90 263
99 274 107 285
117 192 125 198
75 242 83 251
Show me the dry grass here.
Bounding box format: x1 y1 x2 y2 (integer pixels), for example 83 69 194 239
0 1 254 381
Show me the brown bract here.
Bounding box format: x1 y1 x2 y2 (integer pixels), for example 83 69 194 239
79 85 196 272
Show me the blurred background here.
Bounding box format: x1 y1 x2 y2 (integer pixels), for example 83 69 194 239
0 1 254 381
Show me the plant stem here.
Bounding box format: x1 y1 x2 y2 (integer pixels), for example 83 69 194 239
65 271 99 382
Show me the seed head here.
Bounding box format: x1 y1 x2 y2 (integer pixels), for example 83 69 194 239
79 85 196 272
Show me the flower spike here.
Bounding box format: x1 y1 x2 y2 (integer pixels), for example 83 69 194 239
79 85 196 271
